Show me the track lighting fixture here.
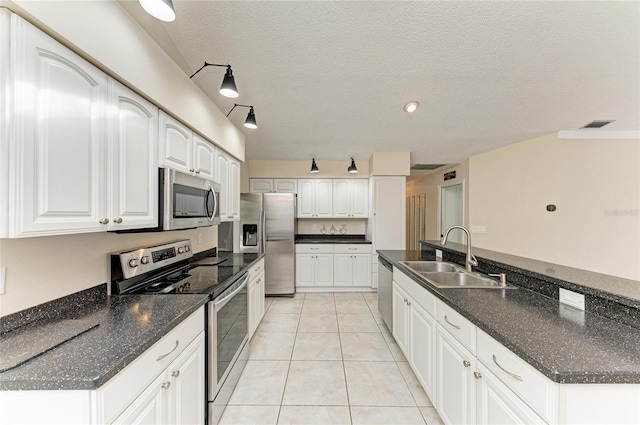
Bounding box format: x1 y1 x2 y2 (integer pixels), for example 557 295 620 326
310 158 319 173
348 158 358 174
139 0 176 22
227 104 258 129
190 62 239 98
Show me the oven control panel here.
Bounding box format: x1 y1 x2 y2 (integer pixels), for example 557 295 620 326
116 240 193 280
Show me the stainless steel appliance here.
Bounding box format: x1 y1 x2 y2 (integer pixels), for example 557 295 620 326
110 240 248 425
239 193 296 296
378 256 393 331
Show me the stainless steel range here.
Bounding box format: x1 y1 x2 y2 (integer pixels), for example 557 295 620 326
110 240 249 425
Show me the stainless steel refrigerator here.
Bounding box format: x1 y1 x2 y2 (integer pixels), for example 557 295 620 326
239 193 296 296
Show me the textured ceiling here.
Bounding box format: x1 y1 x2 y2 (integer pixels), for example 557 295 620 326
154 1 639 164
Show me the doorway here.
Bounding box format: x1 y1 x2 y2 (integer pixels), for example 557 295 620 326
406 193 426 250
439 182 464 243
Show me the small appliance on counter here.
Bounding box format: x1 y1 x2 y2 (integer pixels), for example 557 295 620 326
239 193 296 296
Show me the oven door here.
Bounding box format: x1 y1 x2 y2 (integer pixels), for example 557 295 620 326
208 273 249 402
163 168 221 230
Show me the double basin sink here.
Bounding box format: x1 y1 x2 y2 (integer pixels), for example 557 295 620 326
400 261 515 289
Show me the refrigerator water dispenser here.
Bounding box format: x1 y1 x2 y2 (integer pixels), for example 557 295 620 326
243 224 258 246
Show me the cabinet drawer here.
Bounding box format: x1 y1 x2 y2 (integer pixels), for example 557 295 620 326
333 244 372 254
295 244 334 254
436 300 476 355
98 307 204 424
249 258 265 282
393 269 436 317
477 329 556 423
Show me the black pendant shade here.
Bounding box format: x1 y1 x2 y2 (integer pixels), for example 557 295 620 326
190 62 239 99
348 157 358 173
227 104 258 129
310 158 319 173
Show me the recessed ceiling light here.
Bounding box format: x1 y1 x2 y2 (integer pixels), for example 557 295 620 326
403 101 420 113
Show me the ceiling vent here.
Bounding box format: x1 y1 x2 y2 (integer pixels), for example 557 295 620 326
411 164 447 170
580 120 615 129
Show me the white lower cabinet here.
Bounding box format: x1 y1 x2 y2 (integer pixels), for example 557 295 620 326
333 252 371 287
296 253 334 287
248 259 266 338
296 244 372 289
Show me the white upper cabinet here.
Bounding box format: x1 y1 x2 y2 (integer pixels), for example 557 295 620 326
249 178 273 193
228 158 241 220
159 111 193 174
333 179 368 218
297 179 333 218
273 179 297 193
249 178 297 193
4 14 108 237
192 134 216 180
108 80 159 231
216 150 240 222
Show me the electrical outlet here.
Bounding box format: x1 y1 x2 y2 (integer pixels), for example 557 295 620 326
559 288 585 310
312 224 317 231
197 233 203 244
471 225 487 233
0 267 6 295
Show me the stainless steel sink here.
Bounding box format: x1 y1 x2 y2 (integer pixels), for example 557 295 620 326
400 261 515 289
400 261 463 273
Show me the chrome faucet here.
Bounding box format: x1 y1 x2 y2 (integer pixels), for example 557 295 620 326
440 225 478 272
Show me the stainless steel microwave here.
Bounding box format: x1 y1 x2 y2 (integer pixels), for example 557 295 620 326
160 168 221 230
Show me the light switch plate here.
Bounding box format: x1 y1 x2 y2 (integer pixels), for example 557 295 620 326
435 249 443 259
559 288 585 310
0 267 6 295
471 225 487 233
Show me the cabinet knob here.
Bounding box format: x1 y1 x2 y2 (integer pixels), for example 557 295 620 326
99 218 109 224
189 168 195 173
172 370 180 378
195 169 201 174
114 217 123 224
161 381 171 389
463 360 471 368
473 371 483 379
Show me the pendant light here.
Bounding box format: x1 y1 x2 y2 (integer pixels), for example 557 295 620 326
348 158 358 174
227 104 258 129
139 0 176 22
190 62 239 99
310 158 319 173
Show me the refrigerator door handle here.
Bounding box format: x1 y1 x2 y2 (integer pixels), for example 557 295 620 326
260 209 266 254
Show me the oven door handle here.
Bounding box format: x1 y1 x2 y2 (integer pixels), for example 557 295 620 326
214 273 249 310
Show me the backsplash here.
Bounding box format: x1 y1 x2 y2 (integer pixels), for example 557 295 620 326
297 218 367 235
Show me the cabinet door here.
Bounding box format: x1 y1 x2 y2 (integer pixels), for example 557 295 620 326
228 159 241 221
392 282 409 355
351 179 369 217
409 302 437 403
256 271 266 324
333 179 351 217
108 81 158 230
250 178 273 193
273 179 297 193
333 254 352 286
437 326 476 425
314 254 334 286
193 135 216 180
9 17 108 237
169 334 205 425
352 254 372 286
111 373 167 424
216 151 230 220
476 364 546 425
159 111 192 174
315 180 333 217
248 279 258 338
296 254 315 287
297 179 315 217
371 177 406 251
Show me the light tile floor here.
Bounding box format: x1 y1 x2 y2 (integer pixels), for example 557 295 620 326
220 292 445 425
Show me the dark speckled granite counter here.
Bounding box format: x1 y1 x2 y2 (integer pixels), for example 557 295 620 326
295 234 371 244
0 285 208 391
377 250 640 384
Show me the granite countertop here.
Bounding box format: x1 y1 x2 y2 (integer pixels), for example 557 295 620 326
377 250 640 384
0 292 208 391
295 234 372 244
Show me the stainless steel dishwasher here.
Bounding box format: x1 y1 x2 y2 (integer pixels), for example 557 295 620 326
378 256 393 331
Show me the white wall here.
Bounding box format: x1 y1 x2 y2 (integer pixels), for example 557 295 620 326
468 133 639 280
0 227 217 316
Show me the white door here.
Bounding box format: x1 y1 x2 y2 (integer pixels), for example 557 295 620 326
315 180 333 217
159 111 192 174
216 151 230 220
314 254 334 286
333 179 351 217
170 335 205 425
297 179 315 217
228 159 241 221
437 326 476 425
11 19 108 237
440 183 464 243
192 135 216 180
352 254 372 286
296 254 315 287
372 177 406 251
409 302 437 403
108 81 158 230
333 254 352 286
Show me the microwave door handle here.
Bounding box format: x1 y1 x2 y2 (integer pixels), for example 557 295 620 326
207 187 218 222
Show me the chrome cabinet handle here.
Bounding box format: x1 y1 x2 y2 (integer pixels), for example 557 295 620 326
474 371 483 379
99 218 109 224
310 248 319 250
348 248 357 251
444 315 461 330
493 355 523 381
463 360 471 368
161 381 171 389
156 340 179 361
172 370 180 378
114 217 123 224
